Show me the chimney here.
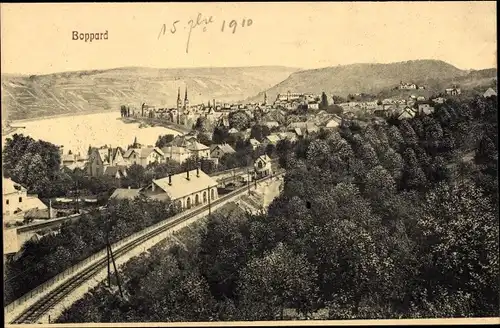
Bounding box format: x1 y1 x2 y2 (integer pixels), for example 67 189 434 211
169 174 172 186
186 170 190 180
197 167 200 177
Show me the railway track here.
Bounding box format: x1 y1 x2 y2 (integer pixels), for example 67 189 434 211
8 172 284 324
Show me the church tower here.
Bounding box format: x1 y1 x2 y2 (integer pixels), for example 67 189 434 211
183 86 189 110
176 87 182 109
263 92 268 105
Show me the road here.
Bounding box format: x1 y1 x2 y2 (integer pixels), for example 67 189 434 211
5 171 284 325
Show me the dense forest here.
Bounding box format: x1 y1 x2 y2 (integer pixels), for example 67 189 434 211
55 95 498 322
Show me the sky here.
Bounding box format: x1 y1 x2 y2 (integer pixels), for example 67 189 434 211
1 2 497 75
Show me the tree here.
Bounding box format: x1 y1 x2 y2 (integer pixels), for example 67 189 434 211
250 125 270 142
380 147 405 182
238 243 319 320
364 165 397 201
212 126 230 145
194 117 210 133
126 164 146 188
416 180 499 316
198 208 250 300
228 111 251 131
155 134 175 148
399 120 419 147
401 148 428 191
320 92 329 110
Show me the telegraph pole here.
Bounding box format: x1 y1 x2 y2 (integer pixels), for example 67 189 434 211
105 219 123 298
207 185 212 216
106 237 111 287
74 179 80 214
247 169 250 194
109 243 124 298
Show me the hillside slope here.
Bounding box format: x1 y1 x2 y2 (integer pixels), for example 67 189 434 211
248 60 496 102
1 66 300 121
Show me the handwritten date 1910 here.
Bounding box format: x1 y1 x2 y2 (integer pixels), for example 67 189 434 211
221 18 253 34
158 13 254 53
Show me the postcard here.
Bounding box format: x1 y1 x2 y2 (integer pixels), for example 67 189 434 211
1 2 498 327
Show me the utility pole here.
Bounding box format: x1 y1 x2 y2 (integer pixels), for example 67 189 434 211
109 242 124 298
207 185 212 216
74 179 80 214
105 219 123 298
247 169 250 194
106 233 111 287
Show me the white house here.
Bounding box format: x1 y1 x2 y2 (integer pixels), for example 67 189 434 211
432 97 446 104
308 102 320 110
483 88 497 98
124 147 165 167
2 177 47 224
186 142 210 159
325 115 343 129
254 155 273 179
417 103 435 115
161 146 192 164
142 168 218 210
249 139 261 150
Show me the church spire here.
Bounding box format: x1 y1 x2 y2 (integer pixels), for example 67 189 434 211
183 86 189 110
177 87 182 109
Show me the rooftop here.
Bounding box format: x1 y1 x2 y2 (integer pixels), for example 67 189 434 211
109 188 141 200
151 169 218 200
3 177 26 195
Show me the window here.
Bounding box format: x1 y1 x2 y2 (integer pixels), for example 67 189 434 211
210 188 215 200
203 192 207 203
19 197 22 203
195 194 200 206
186 197 192 209
6 199 9 205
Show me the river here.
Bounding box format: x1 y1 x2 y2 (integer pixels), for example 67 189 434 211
2 112 181 155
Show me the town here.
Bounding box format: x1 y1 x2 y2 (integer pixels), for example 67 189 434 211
4 83 496 249
3 78 499 325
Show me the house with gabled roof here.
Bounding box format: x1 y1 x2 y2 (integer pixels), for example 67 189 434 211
122 147 165 167
161 146 192 164
249 138 261 150
483 88 497 98
87 146 127 177
210 143 236 159
262 134 282 148
3 177 47 224
186 141 210 159
396 106 417 120
254 155 273 178
103 165 128 179
142 168 218 210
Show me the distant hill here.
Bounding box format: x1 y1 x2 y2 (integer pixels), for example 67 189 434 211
248 60 497 102
1 66 300 121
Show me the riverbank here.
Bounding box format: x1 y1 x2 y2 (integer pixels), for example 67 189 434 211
10 109 113 124
119 116 192 135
